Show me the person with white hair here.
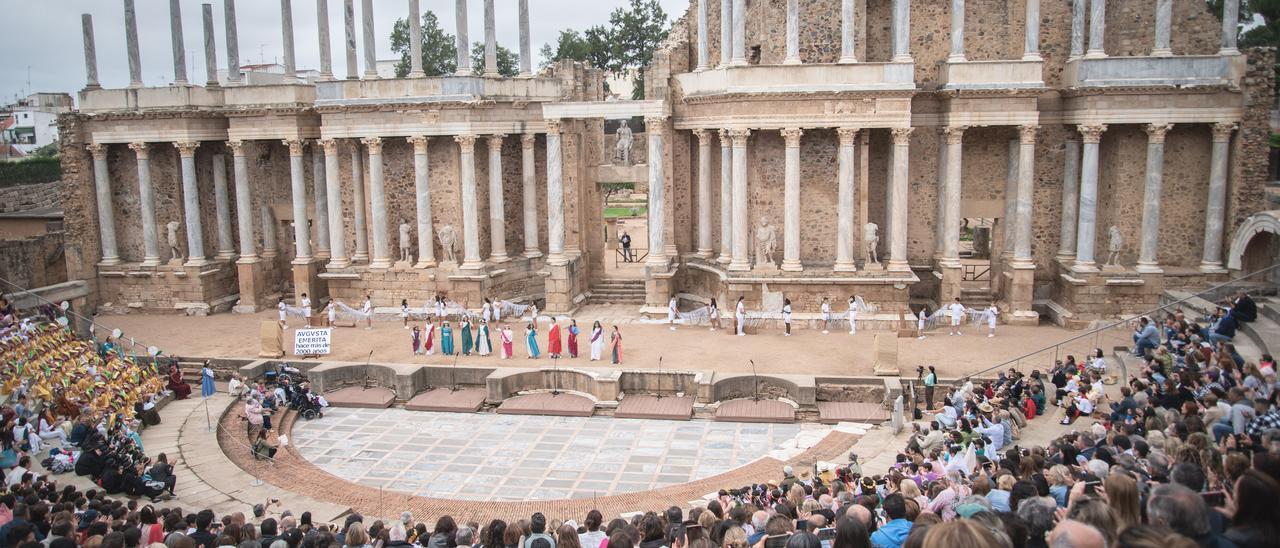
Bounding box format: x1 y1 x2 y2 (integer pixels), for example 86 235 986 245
1048 519 1106 548
387 522 412 548
454 526 475 548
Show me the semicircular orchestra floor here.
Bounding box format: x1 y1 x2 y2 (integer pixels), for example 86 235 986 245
291 407 804 501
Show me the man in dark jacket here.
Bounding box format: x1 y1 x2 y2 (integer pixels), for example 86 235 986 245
188 511 218 548
258 519 279 548
1233 291 1257 323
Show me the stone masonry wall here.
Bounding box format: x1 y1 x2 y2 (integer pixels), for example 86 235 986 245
0 181 60 213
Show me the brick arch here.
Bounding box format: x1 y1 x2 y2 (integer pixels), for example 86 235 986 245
1227 210 1280 271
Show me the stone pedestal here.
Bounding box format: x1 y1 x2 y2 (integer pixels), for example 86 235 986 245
1051 262 1164 327
643 267 676 319
1003 264 1039 326
872 333 900 376
543 260 580 315
233 259 266 313
291 260 323 303
938 264 963 303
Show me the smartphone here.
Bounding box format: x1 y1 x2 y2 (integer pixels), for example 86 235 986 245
816 528 836 548
1201 491 1226 507
764 534 790 548
1083 480 1101 496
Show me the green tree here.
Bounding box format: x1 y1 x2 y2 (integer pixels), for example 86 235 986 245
470 42 521 77
540 27 613 71
389 11 457 78
538 0 668 99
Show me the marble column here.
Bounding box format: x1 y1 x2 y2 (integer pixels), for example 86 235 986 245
728 129 751 271
363 137 390 268
283 139 311 263
408 136 435 268
129 143 160 265
224 0 241 85
125 0 143 88
695 0 710 71
717 129 733 264
213 152 235 260
1137 123 1172 273
1024 0 1041 60
483 0 498 77
888 128 912 271
344 0 358 79
319 139 348 267
1012 125 1038 267
781 128 803 271
719 0 733 68
169 0 188 85
784 0 801 65
949 0 965 62
1086 0 1106 58
891 0 911 62
1202 122 1236 272
834 128 857 272
486 134 509 262
694 129 713 258
1153 0 1173 56
1069 0 1086 60
546 120 566 265
349 141 369 261
407 0 424 78
839 0 856 63
456 135 482 269
87 145 119 265
1073 124 1107 270
1221 0 1240 55
201 5 219 87
316 0 333 80
280 0 297 83
646 118 668 268
521 134 541 257
941 126 966 267
227 141 256 260
455 0 471 75
310 146 330 258
82 15 100 90
1002 139 1020 257
361 0 377 79
1057 136 1080 260
262 205 278 257
731 0 746 66
933 130 948 261
518 0 532 77
175 142 206 265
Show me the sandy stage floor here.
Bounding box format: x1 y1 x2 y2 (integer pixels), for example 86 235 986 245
94 309 1131 378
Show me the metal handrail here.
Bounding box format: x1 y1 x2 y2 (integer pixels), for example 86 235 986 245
965 263 1280 379
615 247 648 266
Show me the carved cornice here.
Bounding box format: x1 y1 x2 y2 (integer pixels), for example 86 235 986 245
407 135 429 154
83 110 225 122
226 140 245 156
943 125 967 145
836 127 859 145
127 141 149 159
891 127 914 144
312 100 494 115
220 105 316 118
319 138 340 155
173 141 200 157
934 88 1047 100
86 143 108 160
1077 124 1108 144
1018 124 1039 144
283 138 306 156
681 89 917 105
1144 123 1173 144
691 128 711 146
1212 121 1237 142
454 134 477 150
1058 84 1238 98
361 136 383 154
781 128 804 147
521 133 536 149
487 134 506 151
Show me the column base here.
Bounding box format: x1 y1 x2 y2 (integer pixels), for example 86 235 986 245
1021 53 1043 61
891 54 913 63
1055 251 1076 262
412 259 437 269
368 259 392 269
783 57 802 65
1084 50 1107 59
1070 261 1099 273
1151 48 1172 58
184 257 212 268
460 259 485 270
693 65 709 72
887 260 911 272
695 248 714 259
646 255 670 269
315 250 331 261
215 251 237 261
547 252 568 266
731 58 748 66
938 257 962 269
1135 262 1163 274
1199 261 1228 274
1219 48 1241 56
98 257 123 267
1008 257 1034 270
140 257 162 267
326 257 351 269
833 260 857 272
407 70 425 78
728 258 751 272
489 253 510 264
523 249 543 258
947 54 966 63
236 254 260 265
781 259 803 272
716 253 731 265
351 252 370 263
837 56 857 64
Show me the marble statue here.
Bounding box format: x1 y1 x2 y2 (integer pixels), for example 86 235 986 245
863 222 880 265
755 217 778 268
166 221 182 261
399 221 412 263
1106 225 1124 267
438 224 458 264
614 123 633 166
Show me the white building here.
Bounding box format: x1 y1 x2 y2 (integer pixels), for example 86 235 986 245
0 93 73 158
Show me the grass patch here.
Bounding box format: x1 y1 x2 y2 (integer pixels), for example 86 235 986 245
604 206 647 218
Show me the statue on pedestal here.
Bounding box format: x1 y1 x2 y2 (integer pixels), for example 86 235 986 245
166 221 183 262
1106 225 1124 268
755 217 778 269
398 221 412 263
438 224 457 264
863 222 880 265
614 123 633 166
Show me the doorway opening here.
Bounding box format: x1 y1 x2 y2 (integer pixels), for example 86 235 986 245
960 217 996 302
600 182 649 279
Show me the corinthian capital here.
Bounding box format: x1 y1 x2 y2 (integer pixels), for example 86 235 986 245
837 127 859 146
1211 122 1237 142
407 135 429 154
454 134 477 150
174 141 200 157
1144 123 1173 144
891 127 914 145
319 138 339 155
692 128 711 146
781 128 804 147
226 140 245 156
1018 124 1039 144
361 136 383 155
128 141 149 160
283 138 306 156
86 143 108 160
943 125 967 145
545 119 562 135
521 133 536 149
728 128 751 146
1076 124 1108 144
644 117 667 135
487 134 506 152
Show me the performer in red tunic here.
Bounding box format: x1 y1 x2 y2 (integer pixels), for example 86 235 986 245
547 318 563 358
567 319 580 358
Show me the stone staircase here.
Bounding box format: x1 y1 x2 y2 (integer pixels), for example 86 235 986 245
586 279 646 305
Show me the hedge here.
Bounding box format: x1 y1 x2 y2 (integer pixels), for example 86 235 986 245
0 156 62 187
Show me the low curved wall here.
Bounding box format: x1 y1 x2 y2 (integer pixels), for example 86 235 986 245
711 373 815 405
485 367 621 402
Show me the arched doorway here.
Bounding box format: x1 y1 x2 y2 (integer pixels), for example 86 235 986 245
1227 210 1280 282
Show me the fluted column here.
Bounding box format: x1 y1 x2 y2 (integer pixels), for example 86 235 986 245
1002 139 1020 257
949 0 965 62
227 141 256 261
781 128 803 271
546 121 566 265
941 126 966 267
1153 0 1173 57
1057 136 1080 260
1024 0 1041 60
224 0 241 84
731 0 746 66
349 141 369 261
694 129 714 258
1069 0 1085 60
407 0 424 78
888 128 912 271
518 0 532 76
310 145 330 259
521 134 541 257
213 152 235 260
486 134 509 262
1221 0 1240 55
280 0 297 83
169 0 188 85
483 0 498 77
363 137 390 267
408 136 435 268
455 0 471 75
125 0 143 87
834 128 857 272
174 142 206 265
1012 125 1038 267
316 0 333 80
719 0 733 68
320 139 348 267
343 0 358 79
891 0 911 62
455 135 482 269
784 0 801 65
129 143 160 265
717 129 733 264
87 145 119 264
696 0 710 71
1137 123 1172 273
839 0 856 63
646 118 669 268
201 5 219 87
361 0 377 79
1202 122 1235 272
728 129 751 271
1074 124 1107 271
82 15 100 90
1086 0 1106 58
261 205 278 258
283 139 311 263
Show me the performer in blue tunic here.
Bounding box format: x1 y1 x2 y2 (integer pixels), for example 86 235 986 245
526 323 540 359
200 361 216 398
441 321 455 355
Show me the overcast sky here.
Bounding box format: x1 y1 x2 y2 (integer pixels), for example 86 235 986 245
1 0 689 103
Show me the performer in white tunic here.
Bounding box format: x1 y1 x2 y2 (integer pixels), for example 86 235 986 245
709 298 721 331
589 321 604 361
434 295 446 320
327 301 337 327
735 297 747 336
947 297 967 336
278 300 288 328
668 297 679 331
476 321 493 356
782 299 793 336
482 299 493 324
493 300 502 323
529 304 539 325
820 298 832 334
401 299 410 328
300 293 312 328
361 295 373 329
847 296 859 335
984 305 999 337
917 308 927 340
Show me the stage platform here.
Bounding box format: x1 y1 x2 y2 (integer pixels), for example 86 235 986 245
817 402 891 424
322 386 396 408
405 388 488 413
614 395 694 420
714 398 795 423
496 392 595 417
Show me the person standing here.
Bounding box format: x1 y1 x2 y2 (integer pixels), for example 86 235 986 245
460 317 474 356
362 295 373 329
200 361 216 398
668 296 680 331
568 319 580 358
401 299 410 328
326 301 338 327
440 321 455 356
411 326 423 355
621 231 633 262
423 317 436 355
735 296 747 336
709 298 721 331
782 299 793 337
917 307 928 340
590 321 604 361
482 298 493 324
984 304 999 338
947 297 967 336
610 325 623 364
848 296 859 335
278 299 288 329
547 318 563 358
300 293 312 328
476 321 492 356
500 323 514 359
923 365 938 410
820 297 831 334
435 295 446 321
526 323 541 359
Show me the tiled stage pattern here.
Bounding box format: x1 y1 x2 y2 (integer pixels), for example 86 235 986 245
293 407 802 501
